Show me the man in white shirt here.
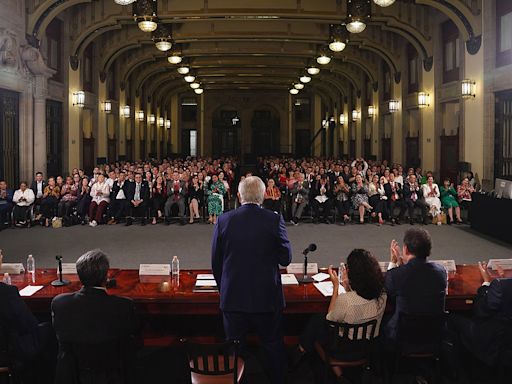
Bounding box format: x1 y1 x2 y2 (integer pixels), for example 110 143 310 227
107 172 130 225
13 182 36 226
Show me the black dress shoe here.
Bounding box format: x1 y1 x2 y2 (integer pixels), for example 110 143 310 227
141 219 146 226
391 218 396 226
125 218 132 226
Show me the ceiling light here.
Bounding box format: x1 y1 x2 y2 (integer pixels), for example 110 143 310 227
138 18 157 33
329 24 348 52
177 65 190 75
152 24 172 51
307 66 320 75
168 54 182 64
294 83 305 90
184 75 196 83
316 54 331 65
194 88 204 94
329 40 346 52
346 0 371 34
300 75 312 83
114 0 136 5
373 0 396 7
289 89 299 95
190 82 200 89
134 0 158 33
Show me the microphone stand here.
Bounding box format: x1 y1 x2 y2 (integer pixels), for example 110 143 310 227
297 250 314 284
51 256 70 287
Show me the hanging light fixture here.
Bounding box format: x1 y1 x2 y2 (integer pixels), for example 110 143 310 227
137 110 145 121
417 92 430 108
177 65 190 75
152 24 172 51
352 109 361 121
316 46 332 65
461 79 476 99
165 119 171 129
289 88 299 95
121 105 131 118
300 75 312 83
194 88 204 95
307 65 320 75
190 82 200 89
294 83 305 90
339 114 346 124
168 45 182 64
346 0 371 34
72 91 85 107
158 117 164 127
389 99 400 113
103 100 112 114
114 0 136 5
373 0 396 7
134 0 158 33
149 114 156 124
184 74 196 83
329 24 348 52
368 105 375 117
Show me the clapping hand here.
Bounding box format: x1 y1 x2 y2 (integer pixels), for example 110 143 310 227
328 265 339 287
478 261 491 283
390 239 403 265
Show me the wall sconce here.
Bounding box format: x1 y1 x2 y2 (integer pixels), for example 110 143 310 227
389 99 400 113
461 79 476 99
352 109 361 121
165 119 171 129
368 105 375 117
339 114 346 125
121 105 130 118
103 100 112 114
72 91 85 107
418 92 430 108
158 117 164 127
136 110 145 121
149 114 156 124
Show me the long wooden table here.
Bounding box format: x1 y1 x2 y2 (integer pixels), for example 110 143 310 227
11 265 505 314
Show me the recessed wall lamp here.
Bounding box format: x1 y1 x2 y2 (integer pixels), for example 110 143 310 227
103 100 112 114
165 119 171 129
352 109 361 121
339 114 346 125
149 114 156 124
158 117 164 127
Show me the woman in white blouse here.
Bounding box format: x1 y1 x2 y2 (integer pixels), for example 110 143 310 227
88 174 111 227
421 175 443 225
292 249 387 364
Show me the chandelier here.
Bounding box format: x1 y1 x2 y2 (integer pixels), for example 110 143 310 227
114 0 136 5
346 0 371 34
294 83 305 90
316 46 332 65
190 82 200 89
329 24 348 52
184 74 196 83
289 88 299 95
194 88 204 95
152 24 172 51
300 75 312 83
168 45 182 64
373 0 396 7
134 0 158 33
177 65 190 75
307 65 320 75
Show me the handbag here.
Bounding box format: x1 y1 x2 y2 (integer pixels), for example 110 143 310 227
52 217 62 228
432 212 447 225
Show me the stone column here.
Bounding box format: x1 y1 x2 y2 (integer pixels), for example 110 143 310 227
392 80 403 164
33 77 48 176
371 89 379 158
97 80 107 162
421 66 435 172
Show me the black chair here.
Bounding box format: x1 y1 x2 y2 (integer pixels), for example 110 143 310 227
181 339 244 384
0 323 17 384
315 319 378 383
391 312 446 383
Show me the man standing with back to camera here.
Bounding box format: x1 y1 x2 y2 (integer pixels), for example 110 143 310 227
212 176 293 384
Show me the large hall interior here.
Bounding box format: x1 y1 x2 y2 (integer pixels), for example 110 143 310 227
1 0 512 383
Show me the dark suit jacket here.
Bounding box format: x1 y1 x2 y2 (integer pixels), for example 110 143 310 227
125 181 150 203
384 181 403 201
51 287 137 383
469 278 512 365
30 180 47 198
110 181 131 201
0 283 40 361
166 180 187 201
211 204 292 313
403 182 424 201
384 258 447 340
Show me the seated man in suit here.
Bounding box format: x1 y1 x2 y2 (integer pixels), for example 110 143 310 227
108 171 131 225
384 228 447 342
51 249 137 384
403 174 429 225
126 173 149 226
164 171 187 225
0 252 54 383
449 262 512 368
289 173 310 226
0 180 13 230
212 176 293 384
384 172 406 225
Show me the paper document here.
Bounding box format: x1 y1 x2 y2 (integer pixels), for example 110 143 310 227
139 264 171 276
197 274 215 280
487 259 512 270
195 280 217 287
314 281 346 297
312 272 329 282
19 285 44 297
281 274 299 285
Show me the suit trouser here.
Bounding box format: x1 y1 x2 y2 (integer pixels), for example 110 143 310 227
223 310 285 384
0 203 12 225
88 201 108 223
110 199 129 220
291 201 307 219
164 197 185 218
130 202 148 219
311 199 332 219
13 205 30 223
387 199 406 220
404 198 428 221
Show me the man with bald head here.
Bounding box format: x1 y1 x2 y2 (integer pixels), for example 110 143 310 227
212 176 292 384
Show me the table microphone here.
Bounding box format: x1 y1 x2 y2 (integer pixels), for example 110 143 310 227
51 255 70 287
298 243 317 284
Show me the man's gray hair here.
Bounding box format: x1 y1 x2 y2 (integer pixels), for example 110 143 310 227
76 249 110 287
238 176 266 205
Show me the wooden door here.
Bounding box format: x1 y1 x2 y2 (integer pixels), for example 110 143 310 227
108 138 117 163
381 138 391 163
0 89 19 186
295 129 310 157
440 135 459 183
405 137 420 169
495 91 512 180
82 137 95 175
46 100 62 177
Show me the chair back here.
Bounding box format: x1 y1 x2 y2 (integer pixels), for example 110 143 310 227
181 339 241 384
325 319 378 360
396 312 446 357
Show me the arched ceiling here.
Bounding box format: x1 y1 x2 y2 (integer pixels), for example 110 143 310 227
25 0 482 99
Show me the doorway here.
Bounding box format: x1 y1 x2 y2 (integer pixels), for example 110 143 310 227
251 109 280 155
440 135 459 183
46 100 62 177
0 89 19 186
212 110 240 156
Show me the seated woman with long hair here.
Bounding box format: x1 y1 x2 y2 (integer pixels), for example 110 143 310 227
206 174 225 224
292 249 387 364
351 174 372 224
188 174 204 224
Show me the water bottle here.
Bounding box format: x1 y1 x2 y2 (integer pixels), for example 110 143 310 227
27 254 35 282
171 255 180 277
2 272 11 285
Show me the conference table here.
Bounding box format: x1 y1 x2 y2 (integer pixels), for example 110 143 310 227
11 265 508 345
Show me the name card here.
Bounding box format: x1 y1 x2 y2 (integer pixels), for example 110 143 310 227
286 263 319 275
431 260 456 272
281 274 299 285
0 263 25 274
61 263 78 274
139 264 170 276
487 259 512 271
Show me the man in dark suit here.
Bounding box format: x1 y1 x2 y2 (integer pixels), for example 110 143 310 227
384 228 447 341
402 174 429 225
449 262 512 367
125 173 149 226
0 180 13 230
212 176 293 384
384 172 406 225
51 249 137 384
164 171 187 225
107 171 131 224
30 172 46 201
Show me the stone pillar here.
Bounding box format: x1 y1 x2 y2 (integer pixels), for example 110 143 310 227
33 77 48 176
200 93 205 156
333 105 338 157
313 94 322 156
421 67 436 173
342 102 349 156
371 90 379 158
392 80 403 164
170 94 179 154
288 94 293 154
97 81 107 162
132 94 140 161
68 63 82 171
355 97 362 158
